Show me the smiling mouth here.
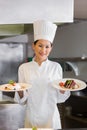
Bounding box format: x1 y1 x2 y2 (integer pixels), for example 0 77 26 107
39 53 46 56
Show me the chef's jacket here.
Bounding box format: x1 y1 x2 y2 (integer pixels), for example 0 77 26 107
14 58 70 129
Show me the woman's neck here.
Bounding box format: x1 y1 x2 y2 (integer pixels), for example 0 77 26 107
34 57 47 66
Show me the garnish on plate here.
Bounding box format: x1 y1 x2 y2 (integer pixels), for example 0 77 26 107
32 127 37 130
59 80 79 89
8 80 16 85
3 80 21 90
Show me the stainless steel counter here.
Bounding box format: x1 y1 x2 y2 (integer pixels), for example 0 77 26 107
0 102 26 130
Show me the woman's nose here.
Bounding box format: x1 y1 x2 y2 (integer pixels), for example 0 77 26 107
42 47 46 51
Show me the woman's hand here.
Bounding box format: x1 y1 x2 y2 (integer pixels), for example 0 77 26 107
17 89 28 98
59 90 65 94
18 91 24 98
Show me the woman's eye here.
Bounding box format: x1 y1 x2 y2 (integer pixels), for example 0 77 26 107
46 46 50 48
39 45 42 47
38 45 50 48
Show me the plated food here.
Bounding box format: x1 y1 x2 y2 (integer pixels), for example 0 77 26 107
0 80 32 92
52 78 86 91
59 79 79 89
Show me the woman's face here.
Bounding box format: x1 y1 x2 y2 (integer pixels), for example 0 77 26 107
32 39 52 63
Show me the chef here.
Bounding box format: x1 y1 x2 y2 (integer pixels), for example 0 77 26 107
14 20 70 129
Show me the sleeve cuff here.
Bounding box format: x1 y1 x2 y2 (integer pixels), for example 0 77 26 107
14 90 28 104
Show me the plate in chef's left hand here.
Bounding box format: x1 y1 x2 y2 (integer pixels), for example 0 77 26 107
52 78 86 91
0 83 32 92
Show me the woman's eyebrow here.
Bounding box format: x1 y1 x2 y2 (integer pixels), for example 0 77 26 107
38 42 43 45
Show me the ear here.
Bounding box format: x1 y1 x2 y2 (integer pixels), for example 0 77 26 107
50 45 53 51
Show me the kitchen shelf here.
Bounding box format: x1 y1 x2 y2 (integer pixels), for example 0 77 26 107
71 93 87 99
65 114 87 123
50 57 87 62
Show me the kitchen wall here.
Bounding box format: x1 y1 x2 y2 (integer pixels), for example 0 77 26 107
50 20 87 58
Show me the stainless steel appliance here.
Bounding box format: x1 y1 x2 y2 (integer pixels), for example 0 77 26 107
0 42 27 84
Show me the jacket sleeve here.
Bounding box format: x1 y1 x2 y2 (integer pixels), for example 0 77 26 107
14 65 28 104
53 63 71 103
14 90 28 104
18 64 25 83
56 90 70 103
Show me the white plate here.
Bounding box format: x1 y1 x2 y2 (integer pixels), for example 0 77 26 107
18 128 53 130
52 78 86 91
0 83 32 92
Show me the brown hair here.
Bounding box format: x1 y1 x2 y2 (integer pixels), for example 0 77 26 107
34 40 53 47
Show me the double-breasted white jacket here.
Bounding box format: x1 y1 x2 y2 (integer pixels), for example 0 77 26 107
14 59 70 129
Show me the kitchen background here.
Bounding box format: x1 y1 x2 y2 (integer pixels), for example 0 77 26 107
0 0 87 130
0 20 87 129
0 21 87 84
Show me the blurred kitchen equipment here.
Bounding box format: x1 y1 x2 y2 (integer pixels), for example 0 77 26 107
66 62 79 76
65 106 72 116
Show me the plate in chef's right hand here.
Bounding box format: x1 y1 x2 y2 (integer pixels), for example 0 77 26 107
0 83 32 92
52 78 86 91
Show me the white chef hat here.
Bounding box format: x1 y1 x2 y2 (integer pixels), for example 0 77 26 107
33 20 57 43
